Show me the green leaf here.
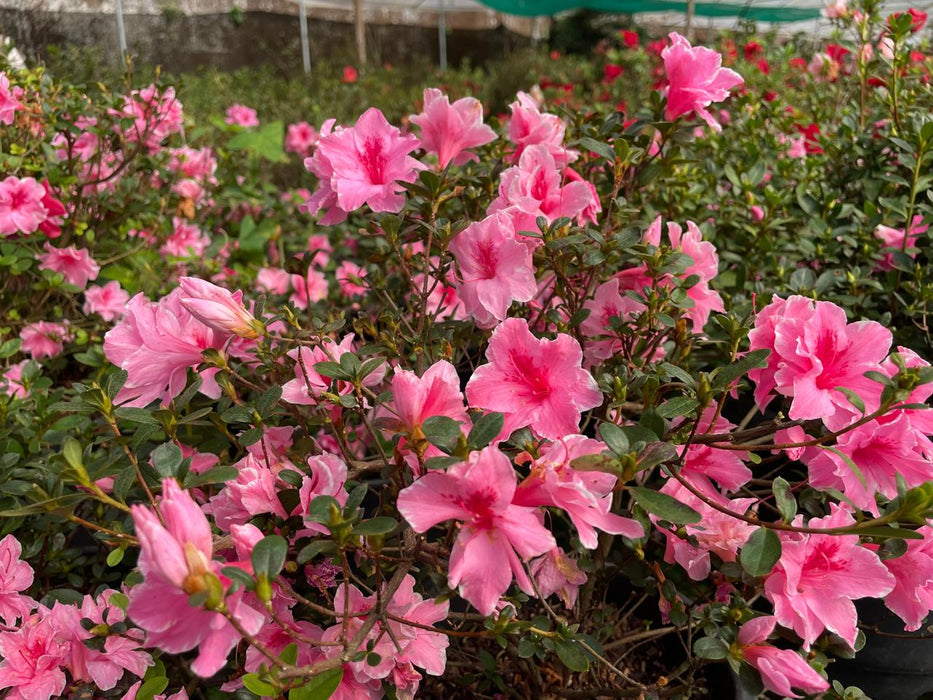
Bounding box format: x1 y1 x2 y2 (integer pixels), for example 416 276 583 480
712 349 771 389
297 539 338 564
657 397 699 419
740 527 782 577
220 566 256 589
280 643 299 666
151 442 183 479
228 120 286 162
62 437 84 472
422 415 462 455
353 517 397 536
772 477 797 523
554 638 590 672
0 338 22 359
184 466 239 488
578 136 615 161
243 673 278 696
878 538 908 560
599 422 629 456
289 667 344 700
314 361 351 381
467 412 504 451
628 486 702 524
835 387 865 415
569 454 621 474
251 535 288 579
106 548 125 567
636 442 679 471
694 636 729 660
135 677 169 700
857 526 924 540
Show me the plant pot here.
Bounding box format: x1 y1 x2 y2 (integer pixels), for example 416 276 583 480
829 599 933 700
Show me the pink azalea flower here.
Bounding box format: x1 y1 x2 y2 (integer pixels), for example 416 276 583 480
507 91 577 167
0 361 32 399
0 611 69 700
530 547 587 608
20 321 71 360
160 217 210 258
36 181 66 239
282 334 384 405
53 591 152 690
178 276 262 339
621 215 724 329
206 452 290 531
398 446 556 615
489 145 596 227
256 267 291 295
0 176 49 237
103 289 231 407
225 103 259 127
128 479 264 677
737 616 829 698
298 452 350 536
0 71 24 126
302 119 350 224
514 435 643 547
661 32 744 131
336 260 368 297
870 526 933 631
465 317 603 441
315 107 424 215
678 407 751 493
83 280 130 321
805 414 933 514
580 278 643 364
747 295 892 429
386 359 469 454
764 504 895 648
285 121 319 157
410 88 497 168
113 84 183 152
37 242 100 289
875 215 927 270
448 212 537 327
0 535 36 625
656 480 756 580
321 574 448 694
290 268 329 309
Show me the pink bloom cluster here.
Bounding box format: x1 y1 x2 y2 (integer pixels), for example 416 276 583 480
306 108 424 223
103 287 239 407
0 71 24 126
410 88 497 169
662 32 744 131
0 177 66 238
0 536 151 699
113 84 184 152
225 103 259 127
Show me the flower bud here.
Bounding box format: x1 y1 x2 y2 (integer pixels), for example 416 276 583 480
178 276 264 339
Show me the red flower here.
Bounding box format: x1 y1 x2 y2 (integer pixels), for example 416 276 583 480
603 63 624 83
341 65 358 83
620 29 639 48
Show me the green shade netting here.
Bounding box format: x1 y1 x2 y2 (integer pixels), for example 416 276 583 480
475 0 823 21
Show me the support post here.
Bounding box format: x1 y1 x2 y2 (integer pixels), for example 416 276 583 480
354 0 366 67
114 0 127 61
438 0 447 73
299 0 310 74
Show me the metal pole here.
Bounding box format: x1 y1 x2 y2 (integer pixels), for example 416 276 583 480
685 0 695 42
438 0 447 73
299 0 310 74
114 0 127 59
354 0 366 66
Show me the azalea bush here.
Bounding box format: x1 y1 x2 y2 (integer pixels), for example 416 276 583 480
4 2 933 698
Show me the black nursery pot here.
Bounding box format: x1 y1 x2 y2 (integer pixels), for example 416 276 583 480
831 599 933 700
